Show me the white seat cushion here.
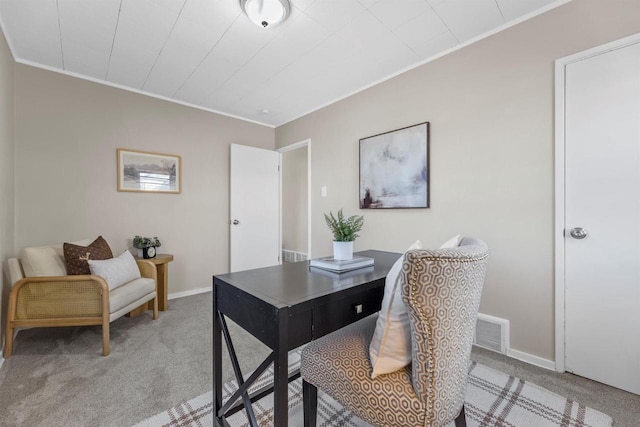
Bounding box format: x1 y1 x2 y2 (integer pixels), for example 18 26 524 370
109 277 155 314
369 240 423 378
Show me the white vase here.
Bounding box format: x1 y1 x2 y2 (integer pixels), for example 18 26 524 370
333 241 354 260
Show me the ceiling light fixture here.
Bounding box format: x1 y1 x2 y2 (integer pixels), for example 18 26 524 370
240 0 290 29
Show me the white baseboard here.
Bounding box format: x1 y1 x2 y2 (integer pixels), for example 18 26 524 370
168 285 212 301
507 348 556 371
164 288 560 372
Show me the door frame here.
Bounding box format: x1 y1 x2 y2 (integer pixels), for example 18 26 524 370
277 139 312 259
554 32 640 373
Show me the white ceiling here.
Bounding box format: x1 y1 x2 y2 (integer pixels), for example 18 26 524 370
0 0 567 127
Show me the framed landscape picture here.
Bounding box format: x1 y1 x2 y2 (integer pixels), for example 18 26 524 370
117 149 181 194
359 122 429 209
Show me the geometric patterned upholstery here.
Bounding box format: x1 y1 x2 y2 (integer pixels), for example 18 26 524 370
301 237 489 427
301 315 428 426
402 237 489 426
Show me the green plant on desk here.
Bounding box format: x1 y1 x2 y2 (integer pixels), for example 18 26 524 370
324 209 364 242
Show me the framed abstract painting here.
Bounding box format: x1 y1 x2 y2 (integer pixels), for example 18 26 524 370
359 122 429 209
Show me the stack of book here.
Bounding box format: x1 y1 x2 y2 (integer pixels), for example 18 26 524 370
309 256 374 273
309 265 374 279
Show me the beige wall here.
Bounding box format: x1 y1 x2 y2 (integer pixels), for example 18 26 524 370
0 27 14 354
275 0 640 361
282 146 308 254
14 65 274 294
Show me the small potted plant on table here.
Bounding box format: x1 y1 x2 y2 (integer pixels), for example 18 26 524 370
133 236 161 259
324 209 365 260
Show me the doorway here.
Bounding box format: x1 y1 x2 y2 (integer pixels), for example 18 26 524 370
555 34 640 394
278 140 311 262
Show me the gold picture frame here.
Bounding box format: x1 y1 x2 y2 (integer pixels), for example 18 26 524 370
117 148 181 194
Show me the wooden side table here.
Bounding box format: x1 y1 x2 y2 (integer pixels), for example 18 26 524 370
140 254 173 310
129 254 174 316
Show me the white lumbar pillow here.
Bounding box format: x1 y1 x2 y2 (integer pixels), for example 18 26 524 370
440 234 462 249
88 250 141 291
369 240 423 378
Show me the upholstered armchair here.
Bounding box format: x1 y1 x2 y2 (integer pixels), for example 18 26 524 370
301 237 489 427
5 240 158 357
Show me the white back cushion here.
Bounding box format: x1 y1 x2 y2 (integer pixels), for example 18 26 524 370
20 239 92 277
369 240 423 378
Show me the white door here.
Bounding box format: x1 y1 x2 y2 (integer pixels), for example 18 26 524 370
564 41 640 394
230 144 280 272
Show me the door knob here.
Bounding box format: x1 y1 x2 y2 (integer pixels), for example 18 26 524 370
232 219 239 225
570 227 588 239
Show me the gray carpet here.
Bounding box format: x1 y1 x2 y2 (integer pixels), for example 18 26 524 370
0 292 262 427
0 293 638 427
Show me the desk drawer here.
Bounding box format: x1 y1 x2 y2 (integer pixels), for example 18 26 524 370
313 286 384 339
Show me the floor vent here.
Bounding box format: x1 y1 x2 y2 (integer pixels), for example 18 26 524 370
474 313 509 354
283 250 307 263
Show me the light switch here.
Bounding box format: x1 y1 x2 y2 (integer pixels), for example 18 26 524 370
321 186 327 197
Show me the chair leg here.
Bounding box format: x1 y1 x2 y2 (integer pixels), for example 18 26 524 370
152 296 158 320
303 380 317 427
4 324 14 358
102 320 110 356
5 291 18 358
454 405 467 427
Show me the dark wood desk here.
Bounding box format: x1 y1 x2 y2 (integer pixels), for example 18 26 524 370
213 250 400 427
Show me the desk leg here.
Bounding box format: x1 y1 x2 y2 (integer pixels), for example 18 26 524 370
213 283 223 426
220 314 258 425
274 308 289 427
157 262 169 310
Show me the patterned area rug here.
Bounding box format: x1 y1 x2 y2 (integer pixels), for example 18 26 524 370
134 351 612 427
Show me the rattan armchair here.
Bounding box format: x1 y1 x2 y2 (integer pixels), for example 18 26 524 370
5 257 158 357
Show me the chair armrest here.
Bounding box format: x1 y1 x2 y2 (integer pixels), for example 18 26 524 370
9 275 109 321
7 258 24 286
136 259 157 281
